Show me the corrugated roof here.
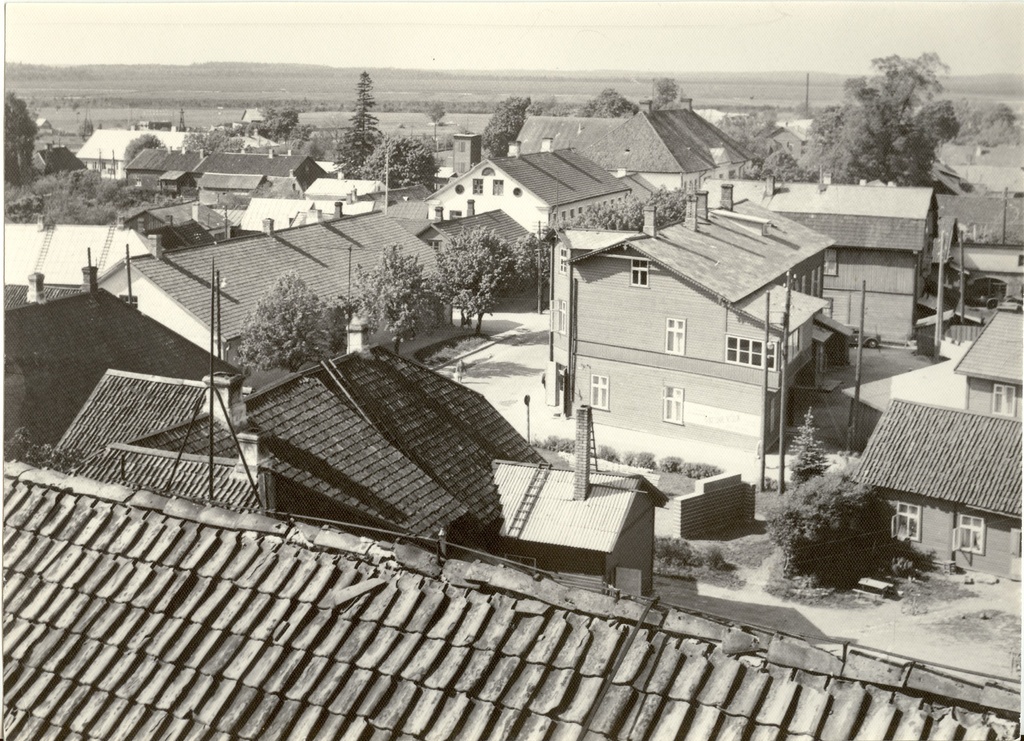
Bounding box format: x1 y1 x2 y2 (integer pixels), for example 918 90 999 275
124 148 203 173
859 399 1022 516
954 311 1023 383
129 213 435 341
76 129 188 162
3 284 80 309
515 116 626 154
4 224 152 286
937 194 1024 246
4 463 1019 741
197 172 266 190
432 209 532 244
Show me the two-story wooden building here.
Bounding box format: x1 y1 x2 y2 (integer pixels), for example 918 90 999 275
955 310 1022 419
549 184 835 452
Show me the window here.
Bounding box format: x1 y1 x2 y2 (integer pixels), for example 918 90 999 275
811 267 821 297
957 515 985 554
513 187 522 197
459 141 466 152
800 275 807 294
1018 254 1024 267
492 179 504 196
663 387 684 425
726 336 776 369
788 327 801 359
557 300 567 333
630 259 649 287
455 184 465 194
559 245 568 275
472 179 483 195
119 294 138 309
591 375 609 409
449 210 462 219
665 318 686 355
824 248 838 276
892 502 921 542
824 297 834 317
428 239 442 249
481 167 495 176
993 384 1016 416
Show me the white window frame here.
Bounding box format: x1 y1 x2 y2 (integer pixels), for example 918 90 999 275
993 384 1016 417
956 514 985 555
559 245 568 275
630 259 649 287
824 248 838 276
891 502 921 542
663 387 684 425
726 336 777 370
591 374 609 410
665 318 686 355
472 178 484 195
557 300 567 334
119 294 139 309
492 179 504 196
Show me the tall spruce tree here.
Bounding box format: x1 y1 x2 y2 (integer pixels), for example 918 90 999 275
348 71 380 169
791 409 829 485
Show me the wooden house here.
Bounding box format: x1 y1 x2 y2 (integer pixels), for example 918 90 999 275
955 310 1023 419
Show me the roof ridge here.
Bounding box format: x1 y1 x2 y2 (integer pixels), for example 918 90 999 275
104 368 209 387
886 396 1024 424
106 441 238 466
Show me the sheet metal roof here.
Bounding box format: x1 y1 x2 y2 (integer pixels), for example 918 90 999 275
954 310 1023 384
735 285 830 331
4 224 152 286
3 463 1019 741
194 152 325 179
515 116 626 154
729 180 935 220
125 148 204 173
859 399 1022 517
560 228 643 253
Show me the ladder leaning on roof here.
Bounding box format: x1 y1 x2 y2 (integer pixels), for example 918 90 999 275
33 225 55 273
506 466 550 539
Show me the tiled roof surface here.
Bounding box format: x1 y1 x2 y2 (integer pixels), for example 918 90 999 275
622 172 660 199
129 214 436 340
75 443 259 508
150 220 218 250
573 202 834 302
124 149 204 173
432 210 532 244
3 464 1019 741
129 413 237 458
3 284 80 310
385 200 429 220
76 129 188 162
194 152 325 180
124 201 232 231
198 172 267 191
5 293 236 446
937 194 1024 245
486 149 630 206
58 370 213 458
33 146 86 175
860 400 1022 516
4 224 152 286
954 311 1023 383
515 116 626 154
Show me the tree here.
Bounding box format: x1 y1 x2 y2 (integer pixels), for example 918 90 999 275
566 188 690 231
353 244 433 353
433 229 522 334
4 170 179 225
482 96 531 158
954 101 1021 147
580 88 639 118
348 71 380 169
790 409 829 485
237 272 334 371
916 100 960 146
361 136 437 189
760 149 809 182
5 92 38 185
425 102 445 150
78 113 94 140
123 134 164 168
183 130 247 154
257 106 301 142
653 78 681 110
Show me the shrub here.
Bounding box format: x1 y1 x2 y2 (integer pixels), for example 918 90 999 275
659 455 684 473
702 545 729 571
624 451 657 470
537 435 574 453
890 556 916 579
655 537 702 569
681 462 724 479
597 445 619 463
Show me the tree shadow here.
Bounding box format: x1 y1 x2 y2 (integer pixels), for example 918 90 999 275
464 359 538 379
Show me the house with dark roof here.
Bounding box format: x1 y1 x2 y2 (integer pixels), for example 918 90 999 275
551 184 835 452
194 151 326 204
32 144 85 175
124 148 204 191
76 128 188 179
97 212 437 366
579 100 754 192
729 178 938 342
515 116 626 155
954 310 1023 419
411 208 531 248
860 399 1022 580
761 124 807 161
427 149 631 231
4 282 236 446
3 283 81 310
4 461 1021 740
122 200 235 238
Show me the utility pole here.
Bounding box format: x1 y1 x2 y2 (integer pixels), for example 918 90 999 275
777 275 792 494
957 223 966 321
759 291 771 492
804 73 810 116
125 245 133 308
209 259 216 503
536 221 544 314
383 135 389 217
934 231 947 354
846 280 867 451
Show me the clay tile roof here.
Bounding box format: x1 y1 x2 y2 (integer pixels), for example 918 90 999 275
954 311 1024 384
3 284 80 309
515 116 626 154
432 209 532 244
859 399 1022 516
124 148 204 173
488 149 630 205
3 464 1019 741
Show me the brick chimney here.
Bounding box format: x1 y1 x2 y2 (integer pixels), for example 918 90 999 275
347 314 370 353
268 149 275 159
82 265 99 294
235 430 275 509
507 141 521 157
574 405 592 501
721 183 734 211
262 218 274 235
467 199 476 217
205 373 247 430
696 190 709 221
334 201 344 219
641 99 654 114
541 137 553 153
680 98 693 111
687 195 699 231
148 233 164 259
27 273 45 304
764 175 776 198
643 205 657 237
433 206 444 222
36 215 45 232
192 202 201 222
116 215 126 230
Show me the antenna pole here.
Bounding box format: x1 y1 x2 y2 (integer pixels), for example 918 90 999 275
847 280 867 451
216 270 223 359
759 291 771 492
777 274 791 494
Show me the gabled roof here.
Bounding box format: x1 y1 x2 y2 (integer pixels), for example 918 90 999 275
859 399 1022 517
937 194 1024 245
4 291 236 445
621 172 660 199
569 201 834 303
194 152 326 180
33 146 85 175
239 197 374 231
944 165 1024 195
123 200 233 231
76 129 188 162
4 223 152 286
582 109 752 174
148 219 217 249
940 143 1024 168
4 463 1020 740
430 209 532 244
3 283 80 310
197 172 266 190
125 213 435 341
124 148 204 173
515 116 626 154
385 199 429 220
954 311 1023 384
494 461 664 552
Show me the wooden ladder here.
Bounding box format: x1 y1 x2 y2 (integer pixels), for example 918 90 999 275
34 226 55 272
506 466 550 539
96 226 116 274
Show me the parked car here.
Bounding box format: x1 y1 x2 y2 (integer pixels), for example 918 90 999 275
850 328 881 349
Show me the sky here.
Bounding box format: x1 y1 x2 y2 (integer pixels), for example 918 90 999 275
4 2 1024 76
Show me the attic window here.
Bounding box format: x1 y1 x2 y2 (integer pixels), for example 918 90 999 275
455 184 465 195
481 167 495 176
513 187 522 197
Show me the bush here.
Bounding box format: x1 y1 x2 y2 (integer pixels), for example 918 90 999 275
597 445 619 463
703 545 729 571
624 451 657 470
536 435 575 454
659 455 684 473
681 462 724 479
655 537 702 569
890 556 916 579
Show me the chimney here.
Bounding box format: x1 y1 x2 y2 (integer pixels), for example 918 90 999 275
287 149 292 156
467 199 476 217
687 195 699 231
573 405 593 501
166 215 174 226
696 190 709 221
268 149 275 159
334 201 344 219
822 171 832 186
192 202 200 222
27 273 45 304
310 208 322 224
641 99 654 114
262 218 274 235
148 233 164 259
235 430 275 508
205 373 247 430
82 265 98 294
433 206 444 222
721 183 734 211
36 215 45 232
46 142 53 151
616 167 627 178
288 169 295 179
541 137 553 153
337 171 344 180
347 314 370 353
116 215 126 230
680 98 693 111
859 179 867 186
643 205 657 237
199 148 206 159
348 189 357 204
507 141 521 157
764 175 776 198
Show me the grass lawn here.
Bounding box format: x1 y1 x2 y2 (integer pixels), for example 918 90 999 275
414 334 490 367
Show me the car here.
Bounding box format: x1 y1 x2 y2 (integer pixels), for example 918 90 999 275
849 328 881 349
